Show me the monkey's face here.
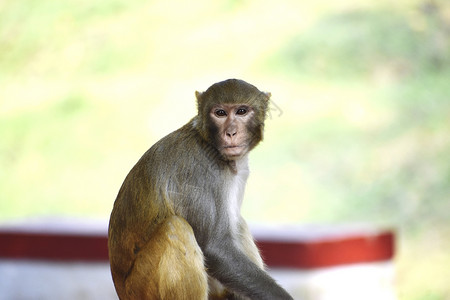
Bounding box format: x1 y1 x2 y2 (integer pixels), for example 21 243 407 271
208 104 259 160
195 79 270 160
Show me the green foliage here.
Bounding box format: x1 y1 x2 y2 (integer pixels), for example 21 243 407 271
261 4 450 232
270 5 450 78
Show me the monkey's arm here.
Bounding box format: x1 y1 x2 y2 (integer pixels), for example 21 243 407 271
204 239 293 300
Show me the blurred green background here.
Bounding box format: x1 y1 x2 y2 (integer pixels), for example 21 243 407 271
1 0 449 298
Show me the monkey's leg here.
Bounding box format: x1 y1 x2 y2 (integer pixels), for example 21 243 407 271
208 277 249 300
124 216 208 300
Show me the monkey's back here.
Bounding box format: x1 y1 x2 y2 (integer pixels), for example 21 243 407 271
108 119 223 290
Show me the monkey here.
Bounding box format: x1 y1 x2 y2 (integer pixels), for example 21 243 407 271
108 79 293 300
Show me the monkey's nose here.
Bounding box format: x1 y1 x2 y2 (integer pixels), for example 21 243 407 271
226 131 237 138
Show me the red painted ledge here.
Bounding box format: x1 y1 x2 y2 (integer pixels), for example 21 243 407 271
253 223 395 269
0 231 107 261
0 219 394 269
256 231 394 269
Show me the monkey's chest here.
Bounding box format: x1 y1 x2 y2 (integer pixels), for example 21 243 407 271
226 175 246 233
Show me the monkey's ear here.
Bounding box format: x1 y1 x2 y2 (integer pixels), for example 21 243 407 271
195 91 204 113
263 92 271 104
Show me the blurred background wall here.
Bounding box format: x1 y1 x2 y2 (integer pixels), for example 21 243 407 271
1 0 449 299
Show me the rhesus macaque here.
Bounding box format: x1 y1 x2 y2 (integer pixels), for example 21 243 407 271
108 79 293 300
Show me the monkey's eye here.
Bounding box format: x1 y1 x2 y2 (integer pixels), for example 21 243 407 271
236 107 248 115
215 109 227 117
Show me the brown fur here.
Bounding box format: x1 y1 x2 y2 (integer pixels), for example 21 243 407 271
123 216 207 299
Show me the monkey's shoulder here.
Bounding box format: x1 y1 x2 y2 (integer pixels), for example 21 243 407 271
138 121 225 175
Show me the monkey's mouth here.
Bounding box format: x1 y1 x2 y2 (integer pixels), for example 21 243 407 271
222 145 247 157
223 145 245 150
223 145 242 149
